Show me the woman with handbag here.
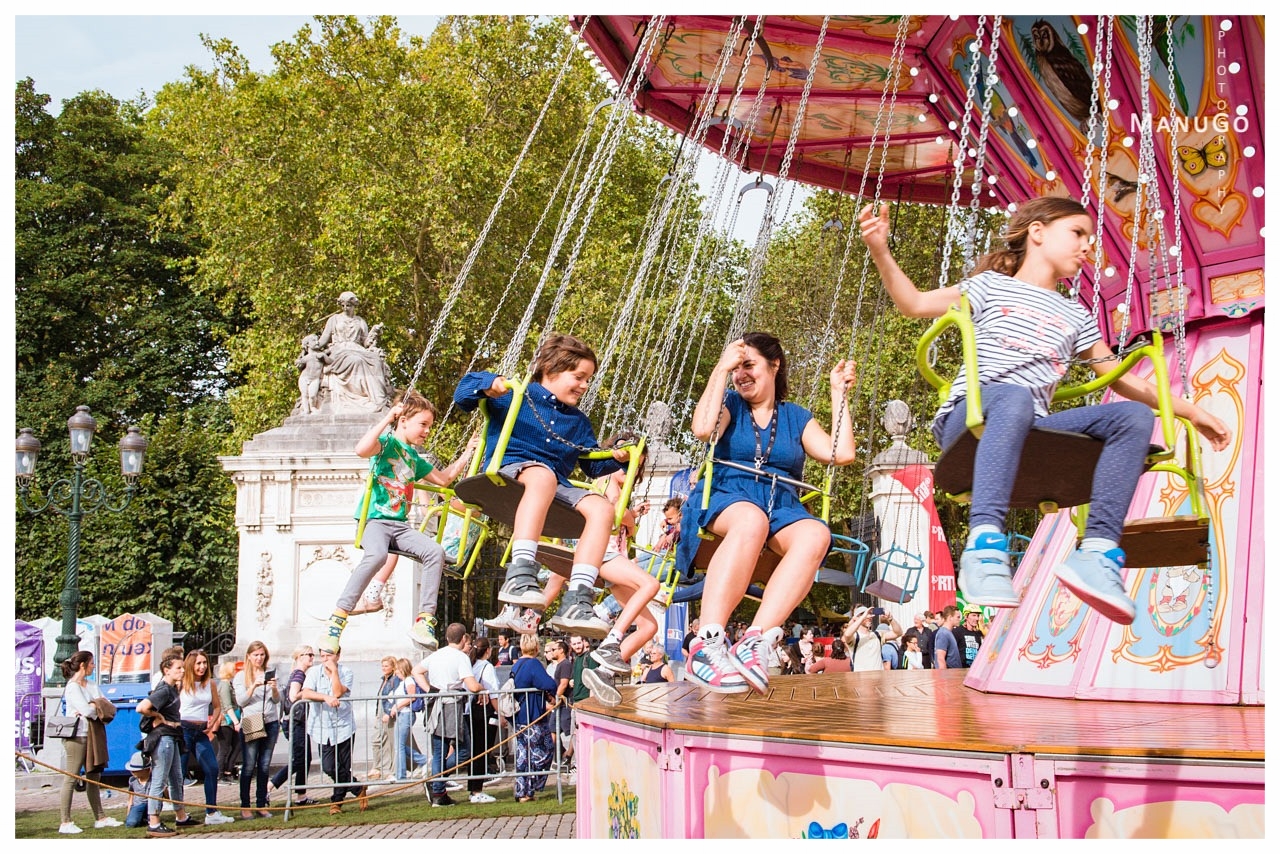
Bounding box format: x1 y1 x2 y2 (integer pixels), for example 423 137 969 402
234 640 281 819
56 651 122 834
179 649 234 824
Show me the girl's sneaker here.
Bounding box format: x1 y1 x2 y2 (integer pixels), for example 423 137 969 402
958 532 1020 607
683 635 749 694
728 628 770 694
484 604 519 631
509 608 542 636
408 615 439 651
1054 547 1136 625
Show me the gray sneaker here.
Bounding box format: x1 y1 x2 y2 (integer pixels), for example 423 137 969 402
497 558 545 607
589 639 630 675
548 588 610 638
581 667 621 707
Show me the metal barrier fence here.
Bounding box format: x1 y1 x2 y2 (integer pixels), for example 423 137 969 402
275 684 572 818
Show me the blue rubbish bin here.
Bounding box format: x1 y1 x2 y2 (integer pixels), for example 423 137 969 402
100 682 153 777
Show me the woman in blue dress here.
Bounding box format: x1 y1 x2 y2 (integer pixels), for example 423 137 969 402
680 332 856 694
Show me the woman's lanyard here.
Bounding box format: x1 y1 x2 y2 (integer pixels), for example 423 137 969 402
751 405 780 514
751 406 779 472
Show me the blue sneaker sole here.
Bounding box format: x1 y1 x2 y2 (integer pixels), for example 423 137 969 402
1053 563 1136 625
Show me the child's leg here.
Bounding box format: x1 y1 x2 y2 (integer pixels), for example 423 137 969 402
596 556 661 654
549 494 616 637
327 520 392 648
387 523 447 650
511 464 557 542
496 463 558 606
1044 400 1153 626
350 554 397 614
1038 400 1154 543
937 384 1036 533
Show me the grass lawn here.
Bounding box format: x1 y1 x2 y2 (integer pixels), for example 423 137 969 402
16 786 576 838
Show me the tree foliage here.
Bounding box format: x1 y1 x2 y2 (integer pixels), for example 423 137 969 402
14 79 241 628
150 15 688 447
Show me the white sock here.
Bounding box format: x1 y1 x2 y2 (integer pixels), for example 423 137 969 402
604 629 624 646
762 626 784 646
511 540 538 564
364 580 384 600
1081 537 1119 554
967 524 1002 549
699 623 725 646
569 564 598 591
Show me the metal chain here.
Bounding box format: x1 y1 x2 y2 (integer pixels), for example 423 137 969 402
1089 16 1116 322
1117 15 1156 347
938 15 988 288
960 15 1003 274
1164 14 1190 395
406 19 585 392
1072 14 1111 303
728 14 830 342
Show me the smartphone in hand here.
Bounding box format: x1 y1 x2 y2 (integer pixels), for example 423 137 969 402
264 669 276 683
870 607 885 617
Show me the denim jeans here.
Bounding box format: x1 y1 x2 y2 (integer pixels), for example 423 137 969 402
395 709 428 780
936 384 1154 541
239 720 280 808
147 735 185 817
429 729 469 796
270 712 310 794
181 722 221 813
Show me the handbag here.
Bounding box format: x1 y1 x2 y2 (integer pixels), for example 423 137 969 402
240 711 266 741
46 715 79 739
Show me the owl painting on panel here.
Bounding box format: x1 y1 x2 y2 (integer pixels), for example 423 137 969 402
1029 18 1097 133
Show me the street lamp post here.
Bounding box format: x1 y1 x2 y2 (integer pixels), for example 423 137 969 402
15 406 148 685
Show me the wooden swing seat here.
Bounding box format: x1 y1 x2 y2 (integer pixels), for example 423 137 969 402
934 426 1164 511
690 535 781 586
454 473 588 539
533 542 577 579
1119 514 1209 568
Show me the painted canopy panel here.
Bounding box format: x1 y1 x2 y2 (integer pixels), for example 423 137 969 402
573 15 1264 340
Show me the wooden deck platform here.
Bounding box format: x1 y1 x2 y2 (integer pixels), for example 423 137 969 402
581 669 1264 762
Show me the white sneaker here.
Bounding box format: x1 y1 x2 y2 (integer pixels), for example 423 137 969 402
203 811 235 825
94 816 123 828
510 608 542 636
469 791 496 804
444 779 464 791
59 823 83 834
484 603 519 631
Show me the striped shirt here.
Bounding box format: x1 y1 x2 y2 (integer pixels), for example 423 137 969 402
934 271 1102 430
453 371 622 486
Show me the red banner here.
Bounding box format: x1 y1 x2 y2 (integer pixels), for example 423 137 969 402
889 465 957 614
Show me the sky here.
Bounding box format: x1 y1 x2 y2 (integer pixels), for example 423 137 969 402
9 7 805 244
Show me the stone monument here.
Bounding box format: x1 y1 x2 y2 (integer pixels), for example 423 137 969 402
865 400 938 629
220 293 418 663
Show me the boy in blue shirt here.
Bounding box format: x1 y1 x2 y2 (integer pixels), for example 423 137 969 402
454 333 632 634
323 390 473 653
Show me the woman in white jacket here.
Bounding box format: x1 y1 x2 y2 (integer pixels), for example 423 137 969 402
57 651 121 834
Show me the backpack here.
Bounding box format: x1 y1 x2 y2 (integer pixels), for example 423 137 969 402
497 661 521 719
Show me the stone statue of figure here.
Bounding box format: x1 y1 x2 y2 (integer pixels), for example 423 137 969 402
314 291 393 413
295 334 329 415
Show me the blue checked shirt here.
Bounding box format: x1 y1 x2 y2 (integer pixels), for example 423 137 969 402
453 371 622 487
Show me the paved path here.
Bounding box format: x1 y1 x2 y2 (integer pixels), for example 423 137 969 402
16 770 577 838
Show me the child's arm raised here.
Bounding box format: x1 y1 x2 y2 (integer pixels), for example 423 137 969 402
355 404 402 458
453 371 508 411
859 202 961 318
1077 341 1232 451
